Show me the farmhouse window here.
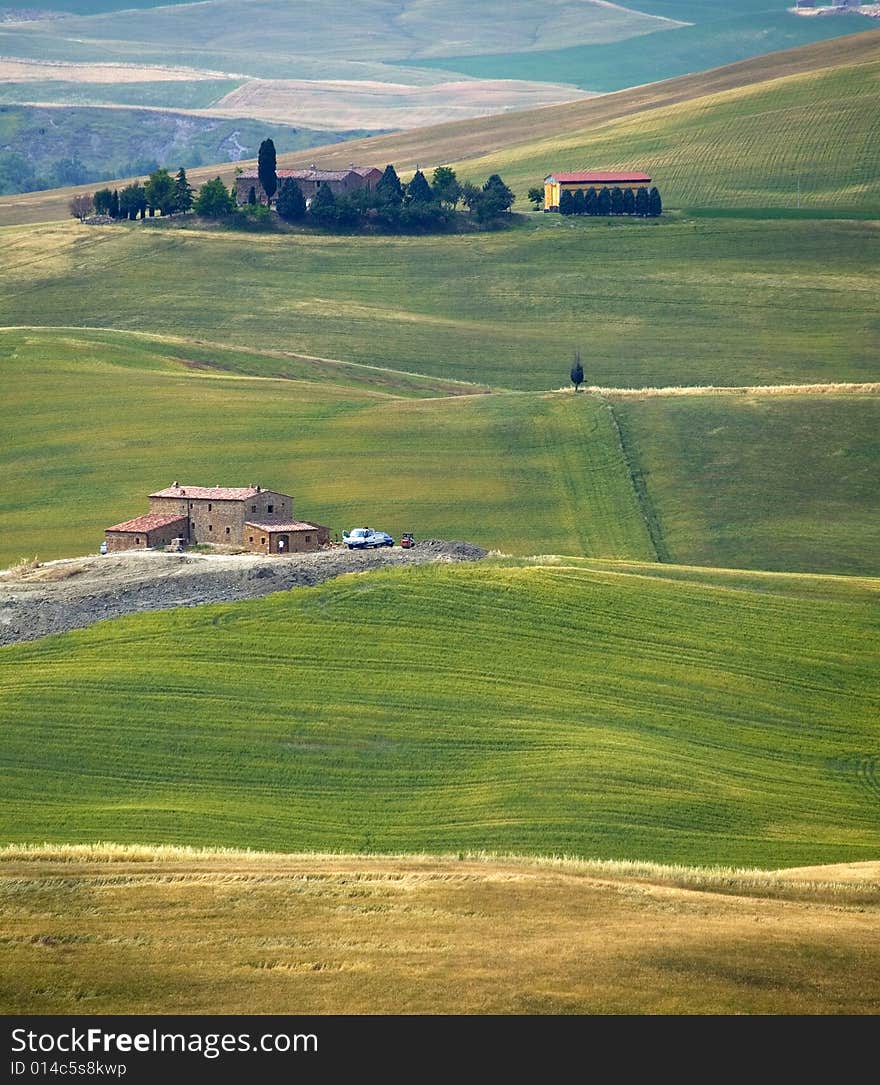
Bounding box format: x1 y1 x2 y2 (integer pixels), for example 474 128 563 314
191 520 195 528
249 536 253 543
209 525 213 532
252 504 257 512
135 537 140 544
208 503 212 511
226 527 230 535
306 536 311 542
189 502 193 509
261 538 266 545
268 504 274 513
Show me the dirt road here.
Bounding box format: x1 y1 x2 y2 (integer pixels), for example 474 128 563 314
0 540 487 646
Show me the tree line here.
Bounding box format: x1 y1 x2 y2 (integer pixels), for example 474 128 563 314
550 185 662 218
71 139 516 233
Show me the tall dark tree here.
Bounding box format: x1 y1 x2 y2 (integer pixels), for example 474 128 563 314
572 189 585 216
610 186 625 215
570 351 584 392
527 185 545 211
635 186 650 217
257 138 277 205
144 168 176 216
309 183 338 227
93 187 114 215
110 189 119 218
584 187 598 216
648 186 662 217
193 177 235 217
481 173 514 216
406 168 432 204
431 165 461 208
275 177 306 221
558 189 575 216
377 164 404 205
596 186 611 216
118 181 146 220
174 166 193 213
623 188 635 215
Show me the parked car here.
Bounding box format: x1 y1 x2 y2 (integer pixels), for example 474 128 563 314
343 528 394 549
400 532 414 549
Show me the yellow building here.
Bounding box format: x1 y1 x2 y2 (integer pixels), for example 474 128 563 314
543 170 652 210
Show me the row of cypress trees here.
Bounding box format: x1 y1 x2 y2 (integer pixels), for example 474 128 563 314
559 185 662 217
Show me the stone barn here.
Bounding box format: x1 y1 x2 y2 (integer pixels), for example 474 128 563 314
105 483 330 554
236 165 382 207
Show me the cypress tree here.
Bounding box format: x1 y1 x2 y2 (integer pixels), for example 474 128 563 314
584 187 597 216
276 177 306 221
597 186 611 216
570 351 584 391
559 189 575 216
635 186 650 217
623 188 635 215
406 168 432 203
572 189 585 216
174 166 193 213
648 187 662 217
257 138 277 205
610 186 624 215
309 183 338 227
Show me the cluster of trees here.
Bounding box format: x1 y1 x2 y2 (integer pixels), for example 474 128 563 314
557 185 662 218
266 162 515 233
74 167 195 221
73 137 516 234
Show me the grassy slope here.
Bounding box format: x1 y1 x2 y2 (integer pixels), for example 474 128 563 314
1 560 877 867
0 329 652 567
3 30 877 225
412 10 880 92
2 849 878 1015
612 394 880 577
460 55 880 212
0 216 875 391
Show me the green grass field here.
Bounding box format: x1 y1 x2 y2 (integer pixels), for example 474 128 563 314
0 329 653 567
0 79 243 110
1 559 877 867
458 47 880 213
2 329 877 576
1 215 876 392
611 393 880 576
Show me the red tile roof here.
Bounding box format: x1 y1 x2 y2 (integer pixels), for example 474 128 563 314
238 168 361 182
106 513 187 534
245 521 323 532
547 171 652 184
150 485 266 501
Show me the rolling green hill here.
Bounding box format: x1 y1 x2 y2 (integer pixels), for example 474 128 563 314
458 48 880 212
1 215 875 392
1 559 877 867
1 330 876 577
0 329 654 568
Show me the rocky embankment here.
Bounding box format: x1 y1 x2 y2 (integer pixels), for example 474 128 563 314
0 540 488 646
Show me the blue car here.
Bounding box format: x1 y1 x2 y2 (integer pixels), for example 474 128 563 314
343 528 394 549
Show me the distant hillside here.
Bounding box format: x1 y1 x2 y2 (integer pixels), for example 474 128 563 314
0 104 370 195
412 5 880 92
2 30 877 223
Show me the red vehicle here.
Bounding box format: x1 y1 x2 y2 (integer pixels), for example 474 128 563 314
401 533 415 549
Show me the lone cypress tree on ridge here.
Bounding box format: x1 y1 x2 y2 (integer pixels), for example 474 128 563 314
257 138 277 206
570 351 584 392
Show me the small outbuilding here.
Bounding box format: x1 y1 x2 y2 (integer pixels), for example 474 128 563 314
104 513 188 553
245 521 330 555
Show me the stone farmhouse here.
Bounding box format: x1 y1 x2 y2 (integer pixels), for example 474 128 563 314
105 483 330 555
236 165 383 207
543 170 652 211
